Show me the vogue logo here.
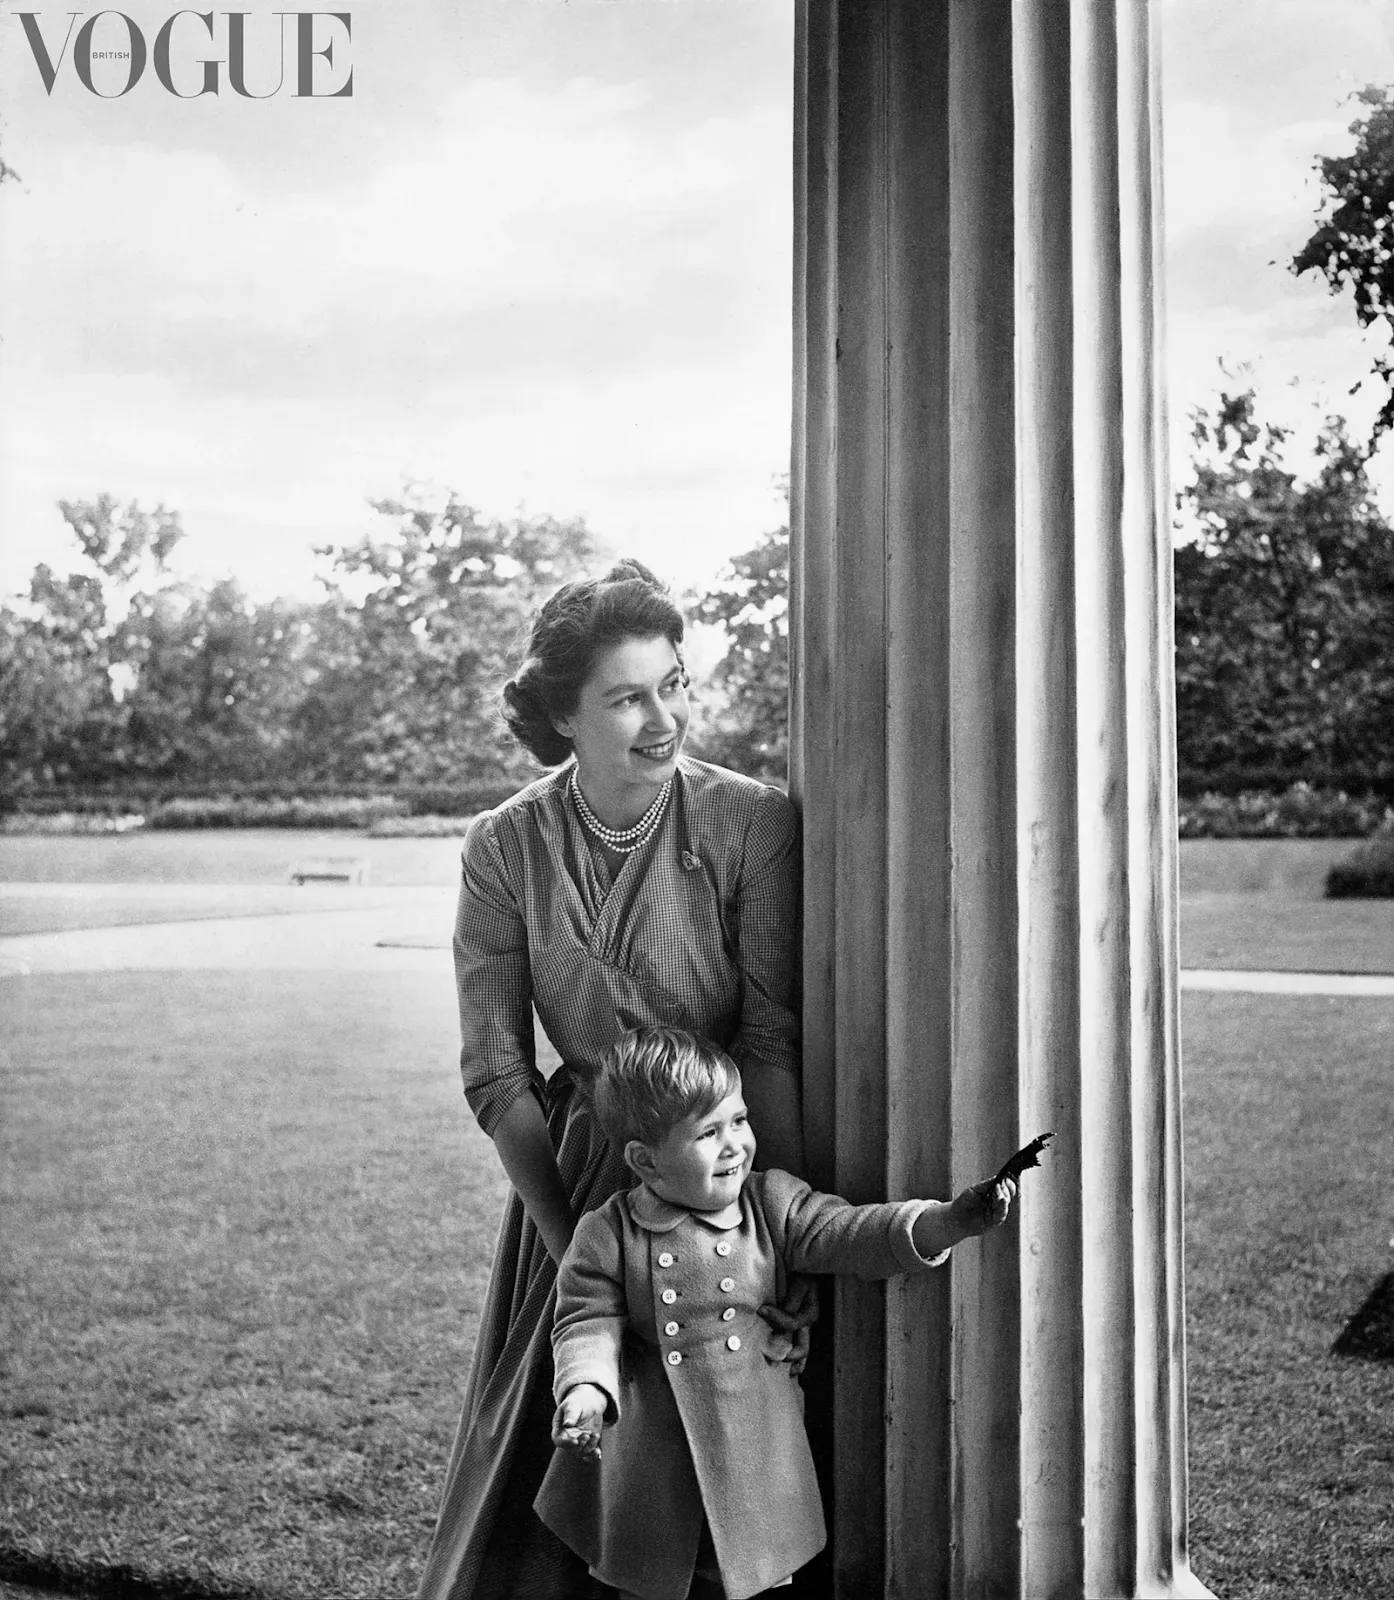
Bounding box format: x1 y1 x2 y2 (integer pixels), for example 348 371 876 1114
15 11 354 98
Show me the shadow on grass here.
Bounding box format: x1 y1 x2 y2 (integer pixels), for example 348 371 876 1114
0 1546 270 1599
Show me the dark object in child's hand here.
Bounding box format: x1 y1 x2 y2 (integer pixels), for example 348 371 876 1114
993 1132 1055 1188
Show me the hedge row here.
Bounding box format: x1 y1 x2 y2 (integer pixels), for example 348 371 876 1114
4 783 1392 840
0 780 519 822
1176 784 1393 840
368 814 473 838
0 812 147 836
146 796 404 830
1178 766 1394 803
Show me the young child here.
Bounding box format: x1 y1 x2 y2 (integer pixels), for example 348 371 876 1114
533 1026 1015 1600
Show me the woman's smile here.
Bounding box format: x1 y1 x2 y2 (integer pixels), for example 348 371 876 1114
634 734 678 762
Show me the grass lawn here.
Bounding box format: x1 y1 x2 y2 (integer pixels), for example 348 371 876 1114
0 885 448 941
1180 897 1394 974
1177 838 1356 900
1183 993 1394 1598
2 836 1392 1597
1 968 505 1599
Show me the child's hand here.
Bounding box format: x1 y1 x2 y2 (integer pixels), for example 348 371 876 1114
948 1177 1015 1237
552 1384 608 1462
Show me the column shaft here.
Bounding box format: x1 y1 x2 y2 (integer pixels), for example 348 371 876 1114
943 4 1019 1598
883 2 954 1593
1013 0 1086 1590
790 3 1214 1596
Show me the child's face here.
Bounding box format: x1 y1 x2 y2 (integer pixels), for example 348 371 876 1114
642 1088 757 1212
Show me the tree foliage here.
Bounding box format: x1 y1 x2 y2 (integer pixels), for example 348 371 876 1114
1 490 599 794
689 524 789 784
1175 391 1394 787
10 421 1392 803
296 492 598 785
1292 86 1394 441
686 395 1394 795
1 497 186 786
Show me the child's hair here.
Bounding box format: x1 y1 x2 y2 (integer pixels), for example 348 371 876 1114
593 1027 741 1149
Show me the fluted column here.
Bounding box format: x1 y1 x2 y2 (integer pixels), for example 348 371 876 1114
789 3 1214 1597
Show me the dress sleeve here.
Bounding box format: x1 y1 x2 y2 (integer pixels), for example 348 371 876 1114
454 813 545 1138
728 785 801 1080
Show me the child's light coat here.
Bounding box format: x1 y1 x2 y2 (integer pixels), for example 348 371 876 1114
535 1167 949 1600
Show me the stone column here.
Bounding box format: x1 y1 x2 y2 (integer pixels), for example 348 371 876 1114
789 3 1214 1596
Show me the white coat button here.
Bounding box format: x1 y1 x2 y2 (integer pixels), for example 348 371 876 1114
661 1288 678 1304
715 1242 732 1257
726 1334 742 1352
658 1252 674 1267
667 1350 683 1366
719 1277 736 1292
721 1307 736 1322
665 1320 680 1336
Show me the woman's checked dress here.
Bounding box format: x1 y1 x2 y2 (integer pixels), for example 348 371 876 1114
415 756 800 1600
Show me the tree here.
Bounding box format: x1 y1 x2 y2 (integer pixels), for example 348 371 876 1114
0 497 186 787
1 487 605 795
0 568 118 787
1174 390 1394 789
296 491 600 786
1292 86 1394 442
684 406 1394 796
690 524 789 784
116 578 318 782
57 494 184 585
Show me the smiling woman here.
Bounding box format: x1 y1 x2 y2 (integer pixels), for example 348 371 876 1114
416 559 806 1600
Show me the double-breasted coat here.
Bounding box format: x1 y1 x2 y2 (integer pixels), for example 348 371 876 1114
535 1167 952 1600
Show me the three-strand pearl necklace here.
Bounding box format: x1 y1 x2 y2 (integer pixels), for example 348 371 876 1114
569 767 672 855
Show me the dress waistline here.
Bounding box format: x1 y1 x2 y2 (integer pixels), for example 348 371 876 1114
543 1059 596 1113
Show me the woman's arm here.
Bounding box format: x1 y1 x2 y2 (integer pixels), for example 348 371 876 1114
455 817 546 1133
491 1092 576 1265
455 815 571 1257
730 786 805 1174
742 1061 805 1175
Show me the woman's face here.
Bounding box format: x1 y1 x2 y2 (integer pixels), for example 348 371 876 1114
554 634 689 807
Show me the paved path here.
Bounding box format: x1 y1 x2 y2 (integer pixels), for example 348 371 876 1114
2 883 1390 995
1181 967 1394 997
0 884 455 977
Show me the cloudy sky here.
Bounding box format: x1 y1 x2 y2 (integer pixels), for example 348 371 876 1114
2 0 1393 603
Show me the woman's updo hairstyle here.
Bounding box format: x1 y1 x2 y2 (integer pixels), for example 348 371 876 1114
501 559 686 766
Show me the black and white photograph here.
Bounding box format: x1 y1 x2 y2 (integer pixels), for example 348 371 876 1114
2 3 1392 1597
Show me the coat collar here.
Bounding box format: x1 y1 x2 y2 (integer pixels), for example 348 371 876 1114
626 1183 745 1234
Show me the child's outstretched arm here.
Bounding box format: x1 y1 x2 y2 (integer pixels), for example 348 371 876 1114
765 1170 1015 1279
911 1178 1014 1259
